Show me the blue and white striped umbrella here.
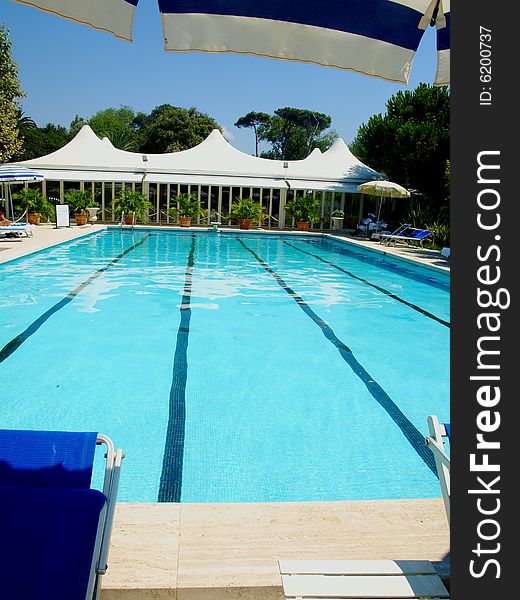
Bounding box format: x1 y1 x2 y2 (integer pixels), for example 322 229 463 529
0 164 44 183
0 165 44 220
13 0 450 85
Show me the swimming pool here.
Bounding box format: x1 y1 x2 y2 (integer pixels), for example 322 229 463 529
0 230 449 502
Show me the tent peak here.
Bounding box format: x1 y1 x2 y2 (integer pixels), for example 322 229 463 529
326 138 349 152
76 124 98 138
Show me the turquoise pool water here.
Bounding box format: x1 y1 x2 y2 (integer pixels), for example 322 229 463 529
0 230 449 502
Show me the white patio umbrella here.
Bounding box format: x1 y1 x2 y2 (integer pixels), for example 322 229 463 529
13 0 450 85
357 180 411 221
0 165 44 221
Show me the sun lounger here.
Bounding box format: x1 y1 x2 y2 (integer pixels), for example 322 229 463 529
0 222 35 239
426 416 450 525
380 225 433 247
0 429 124 600
279 559 449 599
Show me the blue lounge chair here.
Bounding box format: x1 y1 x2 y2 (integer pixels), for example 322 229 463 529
426 416 450 525
380 225 433 247
0 429 124 600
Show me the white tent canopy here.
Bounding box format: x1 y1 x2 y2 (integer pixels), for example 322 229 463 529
19 125 384 192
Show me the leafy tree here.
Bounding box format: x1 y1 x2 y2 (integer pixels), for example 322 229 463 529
16 123 71 160
350 83 450 209
89 105 139 151
139 104 221 153
0 24 25 161
257 107 334 160
69 115 88 137
234 111 270 156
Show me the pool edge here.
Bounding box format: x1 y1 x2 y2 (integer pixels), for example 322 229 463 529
101 498 450 599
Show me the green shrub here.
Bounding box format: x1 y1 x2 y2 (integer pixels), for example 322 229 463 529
112 190 153 222
229 197 264 221
168 193 200 220
285 193 320 223
13 188 53 219
64 189 97 215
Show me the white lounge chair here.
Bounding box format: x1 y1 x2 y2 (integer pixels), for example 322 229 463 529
0 222 35 239
279 559 449 599
425 415 451 526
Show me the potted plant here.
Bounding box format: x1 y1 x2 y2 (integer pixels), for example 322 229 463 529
112 190 152 224
285 193 320 231
64 189 98 226
331 209 345 231
12 188 52 225
229 197 264 230
168 193 200 227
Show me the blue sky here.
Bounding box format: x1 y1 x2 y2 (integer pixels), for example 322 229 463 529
2 1 439 153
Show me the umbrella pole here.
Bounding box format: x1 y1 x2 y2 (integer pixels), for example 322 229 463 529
7 184 15 221
376 195 382 221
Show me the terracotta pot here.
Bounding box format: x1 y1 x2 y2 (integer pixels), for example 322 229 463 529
124 214 135 225
27 212 40 225
179 216 192 227
75 213 87 226
296 221 310 231
239 218 252 230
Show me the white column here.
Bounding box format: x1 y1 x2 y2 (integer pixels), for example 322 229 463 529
320 191 325 231
207 186 211 225
197 185 201 225
156 183 160 223
279 188 287 229
268 189 273 229
166 183 171 224
217 186 222 223
112 182 116 221
101 182 106 221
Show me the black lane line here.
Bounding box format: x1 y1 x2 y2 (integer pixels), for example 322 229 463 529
0 234 150 365
158 235 196 502
237 237 436 475
284 240 450 328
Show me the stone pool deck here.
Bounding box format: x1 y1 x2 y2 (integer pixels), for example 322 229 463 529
102 499 450 599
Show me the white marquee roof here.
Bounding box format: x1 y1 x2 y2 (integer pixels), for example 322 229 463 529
19 125 385 192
